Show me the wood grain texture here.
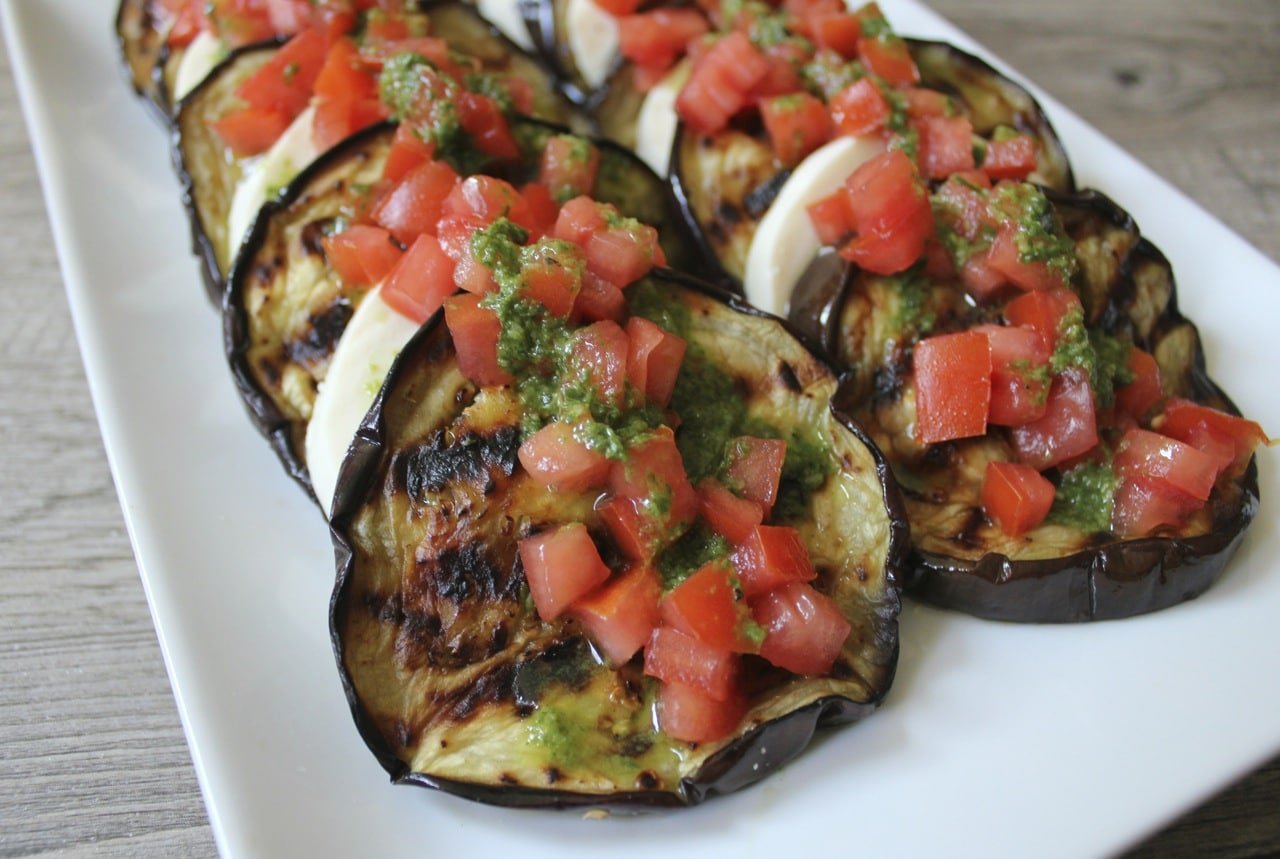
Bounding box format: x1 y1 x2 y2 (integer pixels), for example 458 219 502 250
0 1 1275 856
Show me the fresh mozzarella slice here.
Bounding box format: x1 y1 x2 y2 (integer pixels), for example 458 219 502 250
477 0 535 51
226 106 320 264
565 0 618 91
743 135 885 317
306 286 420 514
634 60 690 176
173 31 227 102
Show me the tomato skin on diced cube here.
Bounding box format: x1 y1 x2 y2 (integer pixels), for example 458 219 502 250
809 12 861 58
982 134 1038 181
599 496 664 562
730 525 816 598
697 480 764 544
382 123 435 184
443 294 511 388
838 149 933 275
314 37 376 104
570 320 630 408
913 330 993 444
626 317 687 408
829 78 889 136
520 241 584 317
518 523 612 622
572 272 628 324
753 583 851 676
1114 428 1218 502
982 461 1055 537
643 626 738 701
210 106 293 157
456 91 519 161
904 87 951 118
381 234 456 325
1111 475 1198 537
723 436 787 510
856 34 919 86
236 28 327 116
372 160 460 246
553 195 607 247
656 679 745 744
1009 370 1099 470
1158 399 1267 471
1004 287 1081 351
916 115 976 180
972 324 1051 427
1114 347 1162 420
518 422 611 492
807 189 854 246
985 226 1066 292
571 566 661 666
321 224 403 287
442 175 528 228
609 428 698 530
660 563 760 654
760 92 833 167
618 9 708 71
675 32 768 135
586 226 659 288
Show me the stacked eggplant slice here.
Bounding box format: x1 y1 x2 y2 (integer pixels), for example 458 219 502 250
118 0 1263 810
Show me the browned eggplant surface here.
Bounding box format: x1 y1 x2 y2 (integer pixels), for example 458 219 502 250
225 119 710 497
329 269 905 805
175 2 574 302
791 188 1259 622
672 39 1075 284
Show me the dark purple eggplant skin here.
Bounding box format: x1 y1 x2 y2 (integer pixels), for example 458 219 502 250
115 0 171 125
518 0 604 108
792 187 1261 623
668 37 1076 289
328 267 907 808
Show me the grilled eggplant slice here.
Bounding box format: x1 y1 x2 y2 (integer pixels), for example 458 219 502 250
329 268 905 806
520 0 621 106
672 39 1075 286
791 188 1260 622
116 0 169 120
175 2 573 302
226 118 709 498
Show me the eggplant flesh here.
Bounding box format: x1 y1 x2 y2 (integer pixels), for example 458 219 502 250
225 118 710 498
790 188 1259 622
329 269 905 805
175 3 576 304
672 39 1075 284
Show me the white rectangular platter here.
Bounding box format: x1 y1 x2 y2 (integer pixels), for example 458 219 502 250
3 0 1277 855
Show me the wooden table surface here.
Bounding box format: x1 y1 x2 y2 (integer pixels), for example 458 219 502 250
0 1 1276 855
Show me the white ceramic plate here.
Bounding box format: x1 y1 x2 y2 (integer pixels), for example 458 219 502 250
4 1 1278 856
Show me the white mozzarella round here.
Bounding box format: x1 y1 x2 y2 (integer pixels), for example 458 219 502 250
566 0 619 91
477 0 535 51
633 61 690 176
226 106 320 264
743 135 885 317
173 31 227 102
306 286 420 515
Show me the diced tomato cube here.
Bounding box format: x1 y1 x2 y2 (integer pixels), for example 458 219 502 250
916 115 976 180
751 43 806 98
973 323 1051 427
519 182 559 240
381 234 456 325
456 91 519 161
982 135 1038 181
1158 399 1268 471
609 427 698 529
553 195 606 247
518 422 611 492
518 523 612 622
571 566 662 666
521 241 584 317
1114 427 1219 502
443 294 511 387
985 226 1067 292
760 93 833 166
806 189 854 246
1114 347 1162 420
809 12 861 58
210 106 292 157
1111 475 1199 537
913 330 993 444
829 77 889 137
982 461 1055 536
1010 370 1099 470
265 0 312 33
643 626 738 701
382 123 435 184
904 87 951 118
236 28 327 116
753 583 850 676
372 160 460 246
314 38 376 104
839 149 933 275
572 272 628 323
730 525 816 598
1004 287 1082 349
600 496 664 561
571 320 629 408
660 562 760 653
723 436 787 510
321 224 403 287
856 34 919 86
586 226 659 288
675 32 769 135
656 680 745 744
626 317 687 408
618 9 708 70
697 480 764 544
165 2 204 48
442 175 528 228
593 0 643 15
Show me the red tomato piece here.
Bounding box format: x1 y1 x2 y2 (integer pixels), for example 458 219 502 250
626 317 687 408
265 0 312 33
829 77 889 137
982 461 1055 536
973 323 1051 427
1009 370 1099 470
985 226 1067 292
210 106 292 157
571 566 662 666
697 480 764 544
382 123 435 184
1111 475 1198 537
723 436 787 510
760 92 834 166
806 189 854 246
599 496 663 562
660 563 761 653
165 2 204 48
593 0 643 15
656 680 745 743
518 523 612 622
1004 287 1082 349
443 294 511 387
753 583 851 676
371 160 460 246
1114 428 1218 502
643 627 739 701
519 182 559 239
572 272 628 324
751 43 806 98
321 224 403 287
856 34 919 85
539 135 601 203
553 195 606 247
236 28 327 116
381 234 456 325
675 32 769 135
518 422 611 492
442 175 528 228
809 12 861 58
904 87 951 118
1158 399 1268 470
839 149 933 275
730 525 816 598
521 241 584 317
982 135 1038 181
913 330 993 444
571 320 629 408
314 38 376 104
618 9 708 69
1114 347 1162 420
585 225 659 287
916 115 976 180
609 428 698 529
456 91 519 161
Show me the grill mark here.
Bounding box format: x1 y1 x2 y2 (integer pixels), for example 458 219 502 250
513 638 595 715
777 360 802 393
286 299 353 366
744 169 791 219
400 425 520 498
300 219 334 257
419 542 523 605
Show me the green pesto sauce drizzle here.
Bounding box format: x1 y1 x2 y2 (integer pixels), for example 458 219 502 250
1048 459 1119 534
